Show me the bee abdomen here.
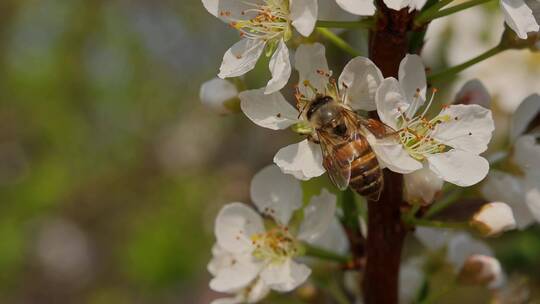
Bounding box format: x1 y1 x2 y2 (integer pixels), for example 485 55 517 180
347 143 383 201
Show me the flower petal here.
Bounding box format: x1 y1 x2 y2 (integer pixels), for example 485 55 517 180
369 137 422 174
471 202 517 237
200 78 239 114
264 39 292 94
427 150 489 186
260 259 311 292
209 252 263 292
398 54 426 118
297 188 337 243
245 278 271 302
482 170 535 229
500 0 539 39
447 233 493 271
308 218 349 254
335 0 376 15
208 244 232 276
290 0 318 37
514 133 540 174
295 43 330 99
273 139 326 180
454 79 491 108
404 163 444 206
240 89 299 130
375 77 410 130
250 165 303 225
431 104 495 154
215 203 265 253
202 0 221 17
384 0 411 11
510 94 540 141
338 56 384 111
219 39 265 78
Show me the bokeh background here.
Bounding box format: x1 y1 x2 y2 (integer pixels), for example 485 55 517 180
0 0 539 303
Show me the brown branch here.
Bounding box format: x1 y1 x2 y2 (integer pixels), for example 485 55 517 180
363 2 416 304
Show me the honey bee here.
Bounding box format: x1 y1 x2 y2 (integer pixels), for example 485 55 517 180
305 94 390 201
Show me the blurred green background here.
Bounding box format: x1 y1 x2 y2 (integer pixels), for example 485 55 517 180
0 0 539 303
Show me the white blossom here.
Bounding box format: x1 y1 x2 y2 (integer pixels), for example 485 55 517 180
200 77 239 114
373 54 495 187
471 202 517 237
482 97 540 229
202 0 318 94
209 165 344 299
239 43 383 180
500 0 539 39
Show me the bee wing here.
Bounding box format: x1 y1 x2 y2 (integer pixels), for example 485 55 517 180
355 115 396 139
317 131 353 190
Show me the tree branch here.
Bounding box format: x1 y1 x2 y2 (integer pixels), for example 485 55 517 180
363 2 415 303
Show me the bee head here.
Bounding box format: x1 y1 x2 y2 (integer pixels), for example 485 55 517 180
306 95 334 120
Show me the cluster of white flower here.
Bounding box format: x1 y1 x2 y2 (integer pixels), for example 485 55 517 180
199 0 540 303
208 165 347 303
482 95 540 229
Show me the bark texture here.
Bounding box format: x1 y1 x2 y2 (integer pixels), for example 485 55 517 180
363 2 415 303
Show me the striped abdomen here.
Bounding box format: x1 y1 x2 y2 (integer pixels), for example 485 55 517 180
335 137 383 201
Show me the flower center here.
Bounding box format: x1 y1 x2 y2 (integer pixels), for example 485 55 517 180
397 90 452 160
251 226 300 263
294 71 346 113
224 0 291 43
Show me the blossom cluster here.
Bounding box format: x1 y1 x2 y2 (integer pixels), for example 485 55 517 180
199 0 540 303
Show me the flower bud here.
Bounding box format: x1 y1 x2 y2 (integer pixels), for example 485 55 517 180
200 77 240 114
458 254 504 289
470 202 516 237
404 165 444 206
454 79 490 108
